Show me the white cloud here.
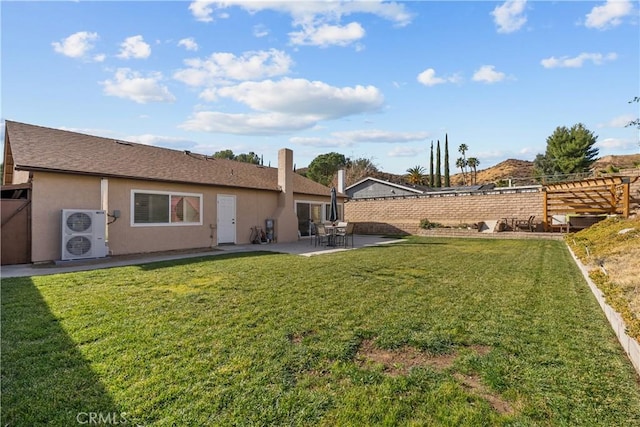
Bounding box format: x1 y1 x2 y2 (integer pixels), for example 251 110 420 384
93 54 106 62
174 49 293 87
189 0 218 22
178 37 199 51
198 88 218 102
598 114 636 128
253 24 269 38
472 65 506 83
289 22 365 47
417 68 460 86
596 137 638 150
179 111 318 135
216 78 384 119
491 0 527 33
52 31 101 59
541 52 617 68
117 35 151 59
333 129 429 143
387 146 423 157
289 136 351 148
126 134 194 149
585 0 634 30
188 1 413 47
101 68 176 104
180 78 384 135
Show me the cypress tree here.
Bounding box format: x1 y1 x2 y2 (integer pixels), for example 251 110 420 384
435 139 442 188
444 133 450 187
429 141 434 187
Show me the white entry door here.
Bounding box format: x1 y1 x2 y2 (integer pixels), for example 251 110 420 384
217 195 236 244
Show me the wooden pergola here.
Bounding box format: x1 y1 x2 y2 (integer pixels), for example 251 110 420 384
542 176 637 231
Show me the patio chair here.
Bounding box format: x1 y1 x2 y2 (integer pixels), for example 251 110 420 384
314 223 329 247
337 222 355 248
514 215 535 232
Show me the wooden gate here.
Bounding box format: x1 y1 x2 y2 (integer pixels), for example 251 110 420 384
1 184 31 265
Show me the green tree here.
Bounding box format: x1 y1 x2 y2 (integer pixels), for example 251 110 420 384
212 149 235 160
307 152 347 186
435 140 442 187
345 157 379 186
444 134 450 187
406 165 426 185
467 157 480 185
429 141 434 187
235 152 261 164
455 157 467 185
534 123 599 180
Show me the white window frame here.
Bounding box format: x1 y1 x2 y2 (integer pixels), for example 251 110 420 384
131 189 203 227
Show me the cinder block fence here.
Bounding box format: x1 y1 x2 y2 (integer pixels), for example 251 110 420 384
345 187 544 235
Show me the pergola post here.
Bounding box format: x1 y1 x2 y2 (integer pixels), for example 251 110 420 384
542 189 549 231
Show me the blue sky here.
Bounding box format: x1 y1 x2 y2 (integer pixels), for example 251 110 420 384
2 0 639 175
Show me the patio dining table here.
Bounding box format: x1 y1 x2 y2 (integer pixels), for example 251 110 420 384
324 224 346 247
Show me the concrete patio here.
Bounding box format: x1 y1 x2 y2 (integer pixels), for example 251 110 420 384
1 235 404 278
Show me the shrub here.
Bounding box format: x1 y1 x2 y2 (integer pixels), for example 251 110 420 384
419 218 442 229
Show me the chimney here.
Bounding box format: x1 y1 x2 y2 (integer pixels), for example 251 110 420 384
273 148 299 242
278 148 293 197
337 169 346 194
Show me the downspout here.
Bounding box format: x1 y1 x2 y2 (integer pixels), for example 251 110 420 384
101 178 109 245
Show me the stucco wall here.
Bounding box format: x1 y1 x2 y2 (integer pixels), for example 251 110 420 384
344 188 544 235
29 171 324 262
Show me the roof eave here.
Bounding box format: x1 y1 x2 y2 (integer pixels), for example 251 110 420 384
16 165 282 192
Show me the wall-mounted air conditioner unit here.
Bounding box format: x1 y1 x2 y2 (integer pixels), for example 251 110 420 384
61 209 108 261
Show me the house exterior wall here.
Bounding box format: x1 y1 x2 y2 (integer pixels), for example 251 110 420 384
347 181 419 199
31 172 103 262
29 171 313 262
345 189 544 235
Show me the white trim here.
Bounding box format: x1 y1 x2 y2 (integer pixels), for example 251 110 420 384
130 189 203 227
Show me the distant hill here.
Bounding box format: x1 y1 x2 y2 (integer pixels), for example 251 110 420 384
592 154 640 172
300 153 640 189
450 159 535 186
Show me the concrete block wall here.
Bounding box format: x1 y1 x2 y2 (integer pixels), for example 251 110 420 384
345 189 544 235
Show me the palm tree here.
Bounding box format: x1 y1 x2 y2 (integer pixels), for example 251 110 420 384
455 157 468 185
406 166 426 185
467 157 480 185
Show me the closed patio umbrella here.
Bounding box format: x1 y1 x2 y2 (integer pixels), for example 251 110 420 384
329 187 338 224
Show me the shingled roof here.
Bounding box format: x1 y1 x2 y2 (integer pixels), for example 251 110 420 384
5 121 335 197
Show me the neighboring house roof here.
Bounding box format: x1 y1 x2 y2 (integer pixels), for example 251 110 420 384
5 121 336 197
345 176 498 199
346 177 425 194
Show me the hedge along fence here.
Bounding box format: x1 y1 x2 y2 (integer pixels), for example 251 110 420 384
344 186 544 235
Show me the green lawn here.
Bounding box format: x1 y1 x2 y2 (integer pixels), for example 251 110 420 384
2 237 640 426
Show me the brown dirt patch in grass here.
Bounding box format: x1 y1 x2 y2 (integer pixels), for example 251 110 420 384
355 340 491 377
355 340 452 376
453 373 516 415
288 330 316 344
355 341 515 414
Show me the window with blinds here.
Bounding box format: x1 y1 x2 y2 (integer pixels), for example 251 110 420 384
132 191 202 225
